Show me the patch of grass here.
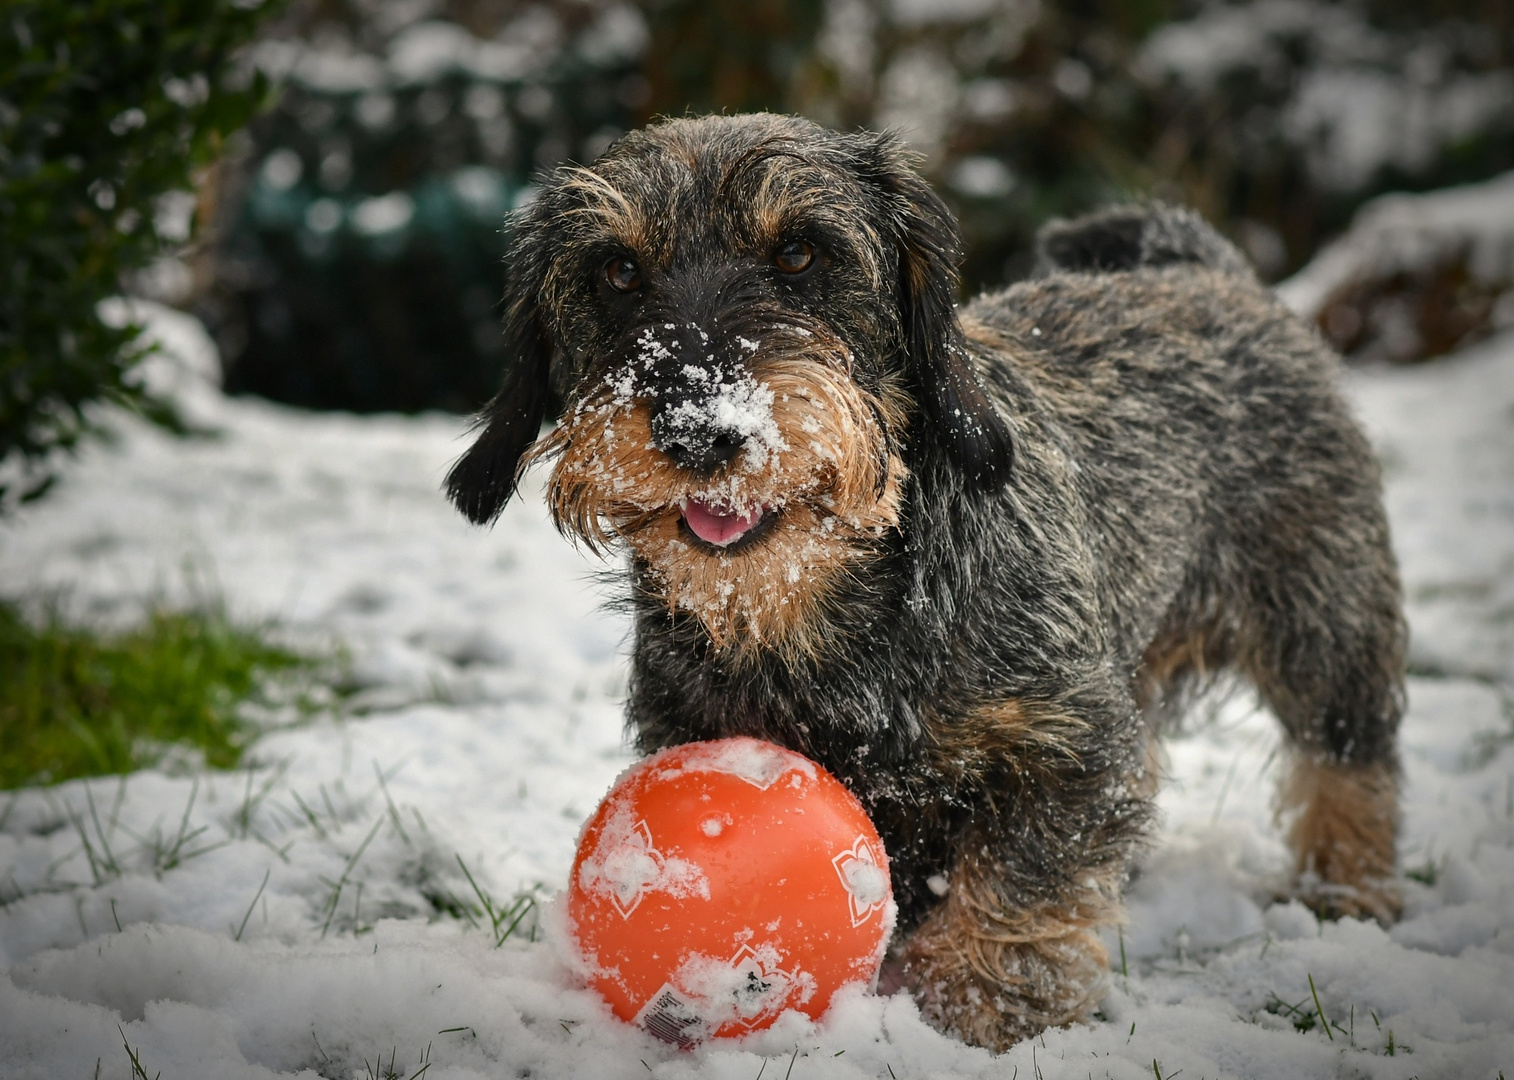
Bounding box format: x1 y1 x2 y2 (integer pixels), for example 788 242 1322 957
453 854 542 946
120 1025 160 1080
1265 990 1319 1033
1404 857 1442 887
362 1043 431 1080
0 600 317 789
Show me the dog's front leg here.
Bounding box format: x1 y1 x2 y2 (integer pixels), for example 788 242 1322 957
891 836 1123 1051
878 693 1146 1050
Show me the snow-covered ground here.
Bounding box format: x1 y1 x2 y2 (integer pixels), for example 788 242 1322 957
2 273 1512 1077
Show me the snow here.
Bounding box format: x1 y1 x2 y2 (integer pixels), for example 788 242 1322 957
250 3 645 95
887 0 1000 28
2 286 1513 1077
947 156 1017 199
874 45 960 163
387 21 486 84
652 738 817 791
1140 1 1514 194
1282 67 1513 193
659 359 786 472
349 191 416 236
836 844 889 912
671 942 816 1034
576 806 710 916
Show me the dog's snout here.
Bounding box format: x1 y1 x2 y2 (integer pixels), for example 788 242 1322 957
650 399 746 473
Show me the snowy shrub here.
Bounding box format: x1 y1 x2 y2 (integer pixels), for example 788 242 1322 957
1278 171 1514 363
649 0 1514 290
1138 0 1514 279
0 0 279 506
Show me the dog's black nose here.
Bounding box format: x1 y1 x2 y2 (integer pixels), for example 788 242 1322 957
649 400 746 473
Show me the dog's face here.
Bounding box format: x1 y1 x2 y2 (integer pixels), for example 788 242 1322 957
447 114 1011 656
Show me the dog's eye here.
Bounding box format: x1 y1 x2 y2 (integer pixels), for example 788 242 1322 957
774 240 815 275
604 256 643 294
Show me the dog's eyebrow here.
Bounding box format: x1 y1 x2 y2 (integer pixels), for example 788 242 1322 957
555 165 653 254
715 143 883 287
717 142 817 194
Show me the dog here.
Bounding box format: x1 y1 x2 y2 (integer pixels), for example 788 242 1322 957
445 113 1405 1051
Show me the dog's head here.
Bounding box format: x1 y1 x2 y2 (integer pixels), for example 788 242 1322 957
447 113 1011 655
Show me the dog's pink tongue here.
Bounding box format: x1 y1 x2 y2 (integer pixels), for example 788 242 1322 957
683 498 762 547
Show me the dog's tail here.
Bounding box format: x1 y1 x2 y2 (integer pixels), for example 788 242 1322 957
1035 204 1254 278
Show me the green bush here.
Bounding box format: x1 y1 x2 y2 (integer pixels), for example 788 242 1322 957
206 3 645 413
0 0 280 506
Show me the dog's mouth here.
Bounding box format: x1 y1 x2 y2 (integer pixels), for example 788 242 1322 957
678 496 777 552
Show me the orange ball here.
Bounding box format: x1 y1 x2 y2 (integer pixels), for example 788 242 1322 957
567 737 894 1046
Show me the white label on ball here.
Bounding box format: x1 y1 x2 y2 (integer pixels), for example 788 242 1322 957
635 984 704 1048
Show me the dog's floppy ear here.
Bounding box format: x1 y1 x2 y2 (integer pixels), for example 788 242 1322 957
445 214 553 525
863 135 1013 490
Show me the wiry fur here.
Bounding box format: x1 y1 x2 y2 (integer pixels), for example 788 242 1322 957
447 114 1406 1051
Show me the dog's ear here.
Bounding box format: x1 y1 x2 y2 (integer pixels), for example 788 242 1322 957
863 135 1013 490
445 215 553 526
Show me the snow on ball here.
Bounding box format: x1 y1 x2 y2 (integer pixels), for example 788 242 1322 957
566 736 894 1046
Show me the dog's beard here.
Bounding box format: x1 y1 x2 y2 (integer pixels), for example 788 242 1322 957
526 344 908 657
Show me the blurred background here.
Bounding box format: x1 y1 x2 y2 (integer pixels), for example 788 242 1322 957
147 0 1514 416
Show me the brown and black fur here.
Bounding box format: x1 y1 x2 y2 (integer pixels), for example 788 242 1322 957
446 113 1406 1051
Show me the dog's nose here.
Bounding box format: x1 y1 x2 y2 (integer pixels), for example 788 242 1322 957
649 400 746 473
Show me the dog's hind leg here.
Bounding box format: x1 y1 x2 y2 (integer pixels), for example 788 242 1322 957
1236 482 1407 923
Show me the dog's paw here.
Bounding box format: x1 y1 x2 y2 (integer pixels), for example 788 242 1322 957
1292 872 1402 926
895 946 1037 1052
890 901 1109 1052
1280 757 1401 925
